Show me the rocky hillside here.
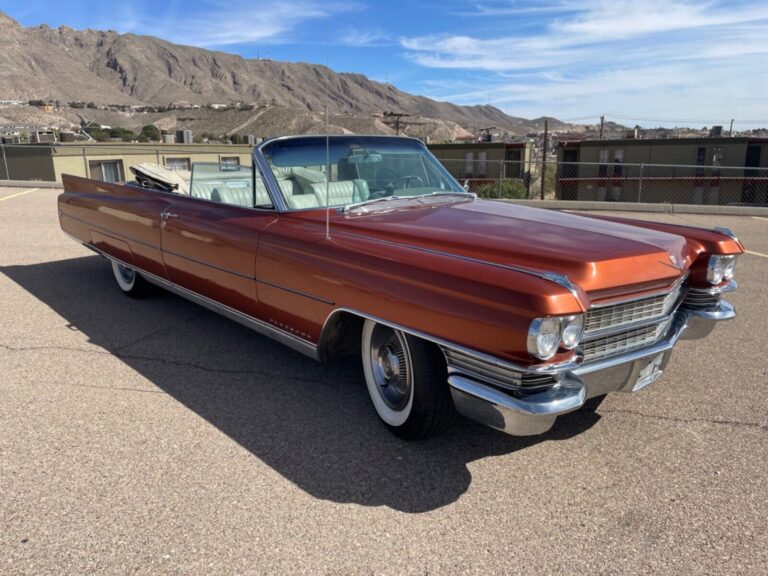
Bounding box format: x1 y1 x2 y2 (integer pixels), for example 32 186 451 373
0 11 549 135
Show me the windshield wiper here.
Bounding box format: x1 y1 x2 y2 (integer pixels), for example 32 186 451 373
341 195 402 213
342 191 476 213
427 191 477 199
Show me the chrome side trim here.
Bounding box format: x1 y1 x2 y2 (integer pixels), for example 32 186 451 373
320 308 582 375
256 278 335 305
163 248 255 280
70 238 319 360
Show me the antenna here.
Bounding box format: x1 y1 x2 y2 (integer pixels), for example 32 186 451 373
325 25 331 240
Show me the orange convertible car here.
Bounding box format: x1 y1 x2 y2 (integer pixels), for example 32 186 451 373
59 135 743 439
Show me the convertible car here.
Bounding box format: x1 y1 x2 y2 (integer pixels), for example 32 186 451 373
58 135 742 439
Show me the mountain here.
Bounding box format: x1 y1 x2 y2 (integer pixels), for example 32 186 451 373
0 11 548 135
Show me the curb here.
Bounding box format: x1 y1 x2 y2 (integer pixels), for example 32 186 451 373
503 199 768 217
0 180 62 189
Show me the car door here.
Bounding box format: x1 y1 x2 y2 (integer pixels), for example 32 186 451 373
160 165 278 319
60 175 174 280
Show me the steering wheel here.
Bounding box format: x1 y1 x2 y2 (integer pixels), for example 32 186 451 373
390 175 424 188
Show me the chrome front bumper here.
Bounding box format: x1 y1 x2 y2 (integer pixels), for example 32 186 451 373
447 300 735 436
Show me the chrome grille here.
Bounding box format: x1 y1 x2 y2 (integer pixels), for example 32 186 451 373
443 348 555 391
585 279 684 336
581 316 674 362
681 288 720 311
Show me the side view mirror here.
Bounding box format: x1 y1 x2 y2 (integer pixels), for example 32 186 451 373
463 180 470 192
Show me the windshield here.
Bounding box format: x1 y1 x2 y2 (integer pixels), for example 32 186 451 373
260 136 465 210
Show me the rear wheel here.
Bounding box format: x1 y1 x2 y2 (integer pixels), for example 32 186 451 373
110 260 151 297
361 319 455 440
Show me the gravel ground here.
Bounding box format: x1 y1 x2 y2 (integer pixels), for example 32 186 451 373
1 187 766 575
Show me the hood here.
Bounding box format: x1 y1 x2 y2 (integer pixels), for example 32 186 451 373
327 199 690 299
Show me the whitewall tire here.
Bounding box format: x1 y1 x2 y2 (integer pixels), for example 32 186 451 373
361 319 455 439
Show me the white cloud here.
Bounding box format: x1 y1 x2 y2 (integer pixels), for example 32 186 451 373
116 0 360 47
400 0 768 123
339 28 392 47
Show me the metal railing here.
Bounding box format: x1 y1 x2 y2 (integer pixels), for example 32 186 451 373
2 143 767 206
437 158 768 206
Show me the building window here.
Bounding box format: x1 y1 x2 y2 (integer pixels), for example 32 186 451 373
165 157 191 172
464 152 473 177
220 156 240 171
712 147 723 167
477 151 487 177
613 149 623 177
598 149 609 178
88 160 124 183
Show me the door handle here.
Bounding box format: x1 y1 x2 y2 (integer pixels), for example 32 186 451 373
161 211 179 220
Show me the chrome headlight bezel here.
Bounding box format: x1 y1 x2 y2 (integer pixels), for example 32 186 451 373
707 255 737 285
527 314 585 360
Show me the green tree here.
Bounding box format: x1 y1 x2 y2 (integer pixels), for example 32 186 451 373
140 124 161 141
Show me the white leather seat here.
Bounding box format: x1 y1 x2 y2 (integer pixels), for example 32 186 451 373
286 193 323 209
309 179 369 206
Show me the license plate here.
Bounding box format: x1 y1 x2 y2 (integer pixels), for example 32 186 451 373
633 353 665 391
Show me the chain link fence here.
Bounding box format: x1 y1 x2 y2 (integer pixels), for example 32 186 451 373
438 158 768 206
2 143 767 206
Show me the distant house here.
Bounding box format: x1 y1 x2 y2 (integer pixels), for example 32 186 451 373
556 136 768 204
428 142 530 180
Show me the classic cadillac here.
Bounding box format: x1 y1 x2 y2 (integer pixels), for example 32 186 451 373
58 135 742 439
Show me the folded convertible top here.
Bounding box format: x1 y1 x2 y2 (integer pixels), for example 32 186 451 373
129 163 190 194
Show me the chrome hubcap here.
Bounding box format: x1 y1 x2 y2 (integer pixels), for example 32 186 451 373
116 264 135 284
368 325 411 411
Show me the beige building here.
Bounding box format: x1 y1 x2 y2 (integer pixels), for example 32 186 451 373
556 137 767 205
0 143 254 182
427 142 531 180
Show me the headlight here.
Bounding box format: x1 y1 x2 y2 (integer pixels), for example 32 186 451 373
527 314 585 360
707 255 737 285
560 315 585 350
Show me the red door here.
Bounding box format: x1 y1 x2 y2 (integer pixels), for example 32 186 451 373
160 196 278 318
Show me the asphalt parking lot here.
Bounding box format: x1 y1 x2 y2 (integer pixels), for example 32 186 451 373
1 186 766 575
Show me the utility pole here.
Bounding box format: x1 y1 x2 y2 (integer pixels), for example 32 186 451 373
384 111 410 135
540 118 548 200
729 118 734 137
599 114 605 141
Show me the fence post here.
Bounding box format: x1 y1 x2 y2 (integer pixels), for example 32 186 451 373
540 119 548 200
497 159 504 197
82 146 90 178
1 144 8 180
637 162 644 202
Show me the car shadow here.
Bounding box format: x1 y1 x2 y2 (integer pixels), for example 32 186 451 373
1 255 602 513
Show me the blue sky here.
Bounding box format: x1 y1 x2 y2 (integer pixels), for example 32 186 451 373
2 0 767 127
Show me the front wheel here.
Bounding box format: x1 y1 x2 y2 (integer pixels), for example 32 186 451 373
361 319 455 440
110 260 152 297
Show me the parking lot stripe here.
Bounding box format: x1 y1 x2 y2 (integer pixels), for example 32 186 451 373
745 250 768 259
0 188 39 202
751 216 768 221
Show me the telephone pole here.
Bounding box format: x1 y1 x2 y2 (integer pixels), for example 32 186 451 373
384 111 410 135
729 118 734 137
540 118 548 200
599 114 605 140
